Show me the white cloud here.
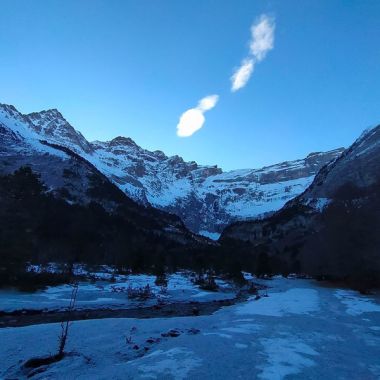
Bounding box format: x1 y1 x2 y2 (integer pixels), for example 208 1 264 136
198 94 219 111
250 15 275 61
231 58 254 92
230 14 275 92
177 95 219 137
176 109 205 137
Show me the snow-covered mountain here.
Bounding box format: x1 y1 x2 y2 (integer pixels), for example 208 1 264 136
0 103 206 246
221 124 380 244
220 123 380 286
0 103 344 237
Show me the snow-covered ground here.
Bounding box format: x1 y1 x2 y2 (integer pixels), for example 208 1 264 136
0 270 234 312
1 277 380 379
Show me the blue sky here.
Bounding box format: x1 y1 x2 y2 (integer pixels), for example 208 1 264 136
1 1 379 170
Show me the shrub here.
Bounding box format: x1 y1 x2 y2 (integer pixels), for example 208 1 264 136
127 284 154 300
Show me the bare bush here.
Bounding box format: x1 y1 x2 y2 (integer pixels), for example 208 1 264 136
23 282 79 373
58 283 79 356
127 284 154 300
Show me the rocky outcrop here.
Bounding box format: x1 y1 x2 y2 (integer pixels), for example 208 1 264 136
295 126 380 205
26 109 94 154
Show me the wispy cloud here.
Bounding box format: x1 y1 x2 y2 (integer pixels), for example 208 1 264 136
231 14 275 92
231 58 254 92
177 95 219 137
250 15 275 61
176 15 274 136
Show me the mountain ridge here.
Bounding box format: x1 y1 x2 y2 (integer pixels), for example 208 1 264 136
220 123 380 287
0 103 206 247
0 103 344 236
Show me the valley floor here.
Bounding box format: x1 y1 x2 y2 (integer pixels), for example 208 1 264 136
1 277 380 379
0 270 234 313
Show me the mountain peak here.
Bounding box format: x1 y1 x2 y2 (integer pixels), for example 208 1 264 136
24 108 93 154
0 103 25 122
0 103 18 113
109 136 138 148
39 108 63 117
26 108 66 124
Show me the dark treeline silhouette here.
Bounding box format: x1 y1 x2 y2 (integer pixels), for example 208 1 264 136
0 167 250 288
222 179 380 290
2 167 380 291
300 180 380 290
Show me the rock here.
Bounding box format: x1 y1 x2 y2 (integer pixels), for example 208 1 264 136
187 328 200 335
161 329 181 338
146 337 160 344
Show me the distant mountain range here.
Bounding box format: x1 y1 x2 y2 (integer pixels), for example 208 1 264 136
0 103 344 238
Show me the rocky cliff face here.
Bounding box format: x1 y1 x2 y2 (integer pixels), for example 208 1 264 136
26 109 94 154
294 126 380 207
222 124 380 243
0 103 344 237
221 124 380 287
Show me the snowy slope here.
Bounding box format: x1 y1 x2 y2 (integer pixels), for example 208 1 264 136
0 104 112 207
0 103 344 236
0 104 68 159
1 277 380 379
